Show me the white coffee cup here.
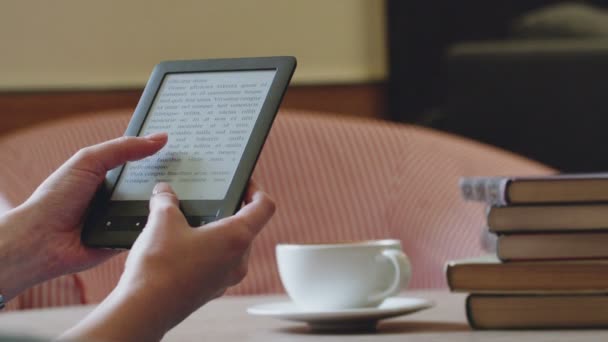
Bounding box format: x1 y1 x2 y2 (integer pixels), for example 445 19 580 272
276 239 411 311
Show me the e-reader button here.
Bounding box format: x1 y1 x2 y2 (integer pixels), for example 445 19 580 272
103 217 128 231
127 217 148 231
103 219 115 230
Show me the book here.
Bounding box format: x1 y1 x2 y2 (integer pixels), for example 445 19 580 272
497 232 608 261
446 255 608 293
487 203 608 232
460 173 608 206
467 294 608 329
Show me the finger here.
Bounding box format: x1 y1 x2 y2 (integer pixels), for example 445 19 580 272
240 246 252 269
227 189 275 236
237 246 253 280
241 180 260 205
150 182 180 210
227 257 250 286
70 132 168 177
210 287 227 300
147 182 186 227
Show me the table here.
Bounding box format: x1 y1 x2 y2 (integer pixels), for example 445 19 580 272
0 291 607 341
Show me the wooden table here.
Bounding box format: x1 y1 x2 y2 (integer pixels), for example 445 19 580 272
0 291 607 341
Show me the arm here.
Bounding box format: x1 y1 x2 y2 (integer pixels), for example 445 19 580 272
60 182 275 341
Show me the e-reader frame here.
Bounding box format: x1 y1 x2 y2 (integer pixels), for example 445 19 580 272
82 56 296 248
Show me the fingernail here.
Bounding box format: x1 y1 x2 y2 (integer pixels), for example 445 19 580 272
152 182 171 195
145 132 168 141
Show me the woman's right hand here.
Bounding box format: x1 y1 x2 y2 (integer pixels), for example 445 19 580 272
61 181 275 342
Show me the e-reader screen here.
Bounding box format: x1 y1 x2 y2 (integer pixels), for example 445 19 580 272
111 69 276 201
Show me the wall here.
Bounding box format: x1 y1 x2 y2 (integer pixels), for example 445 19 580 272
0 0 387 90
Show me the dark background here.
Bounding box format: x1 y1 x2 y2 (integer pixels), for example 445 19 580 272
387 0 608 172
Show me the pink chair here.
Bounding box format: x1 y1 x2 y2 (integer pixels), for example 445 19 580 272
0 109 552 309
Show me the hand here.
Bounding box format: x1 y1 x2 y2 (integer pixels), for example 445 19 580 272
0 133 168 300
61 181 275 342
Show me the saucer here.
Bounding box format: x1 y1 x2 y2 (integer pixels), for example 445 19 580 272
247 297 434 332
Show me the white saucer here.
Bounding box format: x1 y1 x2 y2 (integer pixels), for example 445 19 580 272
247 297 434 332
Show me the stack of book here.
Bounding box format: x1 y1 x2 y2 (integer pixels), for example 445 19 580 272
447 173 608 329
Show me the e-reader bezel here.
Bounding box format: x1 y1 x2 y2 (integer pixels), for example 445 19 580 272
82 56 296 248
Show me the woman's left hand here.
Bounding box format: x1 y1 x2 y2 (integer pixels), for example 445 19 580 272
0 133 167 300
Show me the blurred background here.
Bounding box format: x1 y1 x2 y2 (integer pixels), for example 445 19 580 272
2 0 608 172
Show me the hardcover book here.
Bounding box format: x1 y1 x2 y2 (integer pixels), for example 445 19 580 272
467 294 608 329
496 232 608 261
487 203 608 232
460 173 608 206
446 255 608 293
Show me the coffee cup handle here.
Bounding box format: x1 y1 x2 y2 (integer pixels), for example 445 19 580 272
367 249 411 304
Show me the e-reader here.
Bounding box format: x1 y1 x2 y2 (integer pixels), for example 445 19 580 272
81 56 296 248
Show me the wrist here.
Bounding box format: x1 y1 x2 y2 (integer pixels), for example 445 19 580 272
0 205 48 300
115 270 181 332
61 276 172 342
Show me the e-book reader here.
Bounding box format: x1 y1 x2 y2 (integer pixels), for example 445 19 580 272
82 56 296 248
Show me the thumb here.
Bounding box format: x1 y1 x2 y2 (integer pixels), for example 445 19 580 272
147 182 186 228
